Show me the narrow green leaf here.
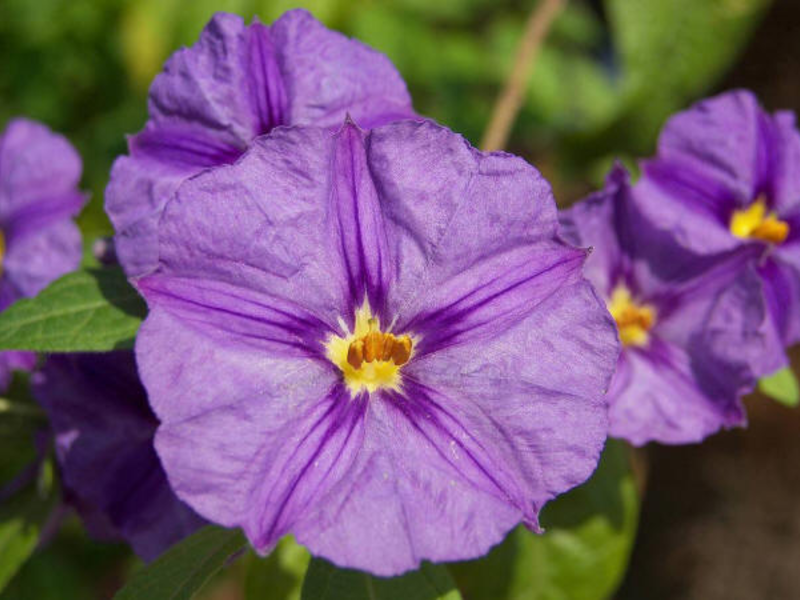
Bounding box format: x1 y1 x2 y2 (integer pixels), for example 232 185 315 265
114 525 247 600
0 476 57 592
301 559 462 600
451 440 639 600
0 267 146 352
759 367 800 407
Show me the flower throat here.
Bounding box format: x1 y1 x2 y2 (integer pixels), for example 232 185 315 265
729 197 789 244
326 301 413 396
607 285 655 347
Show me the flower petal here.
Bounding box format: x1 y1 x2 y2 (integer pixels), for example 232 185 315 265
291 383 523 576
609 341 746 446
150 126 351 324
759 253 800 349
107 10 415 277
33 353 204 561
331 123 393 316
2 219 82 298
0 118 84 225
271 10 414 129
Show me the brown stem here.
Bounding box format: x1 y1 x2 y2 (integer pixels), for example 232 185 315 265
480 0 567 151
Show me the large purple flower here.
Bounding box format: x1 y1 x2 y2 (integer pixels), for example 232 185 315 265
32 352 205 561
634 90 800 370
560 165 769 446
134 119 619 575
106 9 416 278
0 118 85 390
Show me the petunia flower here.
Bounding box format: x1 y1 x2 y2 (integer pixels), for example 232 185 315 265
106 9 417 278
633 90 800 373
0 118 85 390
560 165 767 445
32 352 205 561
133 119 619 575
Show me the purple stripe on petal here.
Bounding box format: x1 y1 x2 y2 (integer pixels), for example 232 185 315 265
403 243 585 356
246 22 288 134
609 341 746 446
137 275 335 359
759 255 800 347
641 158 737 222
331 122 392 317
131 127 243 169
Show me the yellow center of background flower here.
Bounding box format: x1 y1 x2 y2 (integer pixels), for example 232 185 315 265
326 301 413 396
729 197 789 244
607 285 656 347
0 230 5 276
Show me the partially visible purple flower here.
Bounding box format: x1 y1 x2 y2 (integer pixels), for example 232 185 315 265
106 9 417 277
0 118 85 390
134 119 619 575
560 165 767 445
633 90 800 372
32 352 204 561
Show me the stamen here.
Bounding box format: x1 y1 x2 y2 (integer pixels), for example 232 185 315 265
607 286 656 348
730 197 789 244
326 301 415 395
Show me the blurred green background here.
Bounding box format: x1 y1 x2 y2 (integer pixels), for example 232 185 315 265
2 1 799 599
0 0 774 238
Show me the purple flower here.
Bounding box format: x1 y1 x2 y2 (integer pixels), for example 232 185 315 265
106 9 417 278
633 90 800 372
32 352 205 561
134 119 619 575
560 165 768 446
0 118 85 390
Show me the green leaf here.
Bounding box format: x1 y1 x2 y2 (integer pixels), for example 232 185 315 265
245 536 310 600
605 0 771 148
0 471 57 593
114 525 247 600
0 267 146 352
759 367 800 408
300 559 462 600
451 440 639 600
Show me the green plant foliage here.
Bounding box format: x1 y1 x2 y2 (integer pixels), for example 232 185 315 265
301 560 462 600
600 0 770 148
114 526 247 600
0 462 58 593
244 536 310 600
450 440 639 600
759 367 800 408
0 268 145 352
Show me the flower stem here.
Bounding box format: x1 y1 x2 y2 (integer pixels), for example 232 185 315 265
481 0 567 151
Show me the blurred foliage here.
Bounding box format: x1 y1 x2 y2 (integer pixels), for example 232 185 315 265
450 440 639 600
0 0 774 598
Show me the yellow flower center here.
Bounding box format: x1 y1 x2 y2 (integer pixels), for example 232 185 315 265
326 301 413 396
729 197 789 244
607 285 656 348
0 230 4 276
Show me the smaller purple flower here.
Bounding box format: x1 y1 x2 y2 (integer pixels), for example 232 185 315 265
32 352 205 561
106 9 417 278
560 165 767 445
634 90 800 370
0 118 85 390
